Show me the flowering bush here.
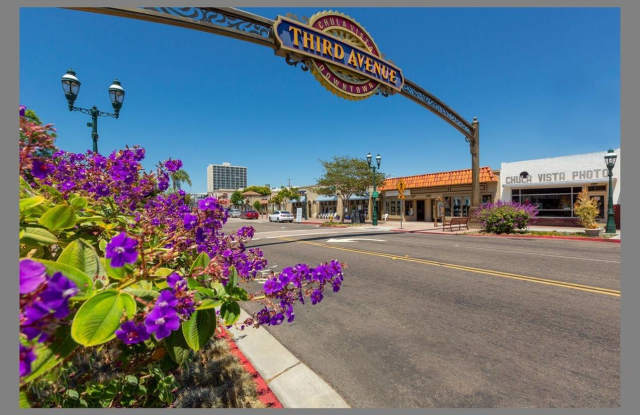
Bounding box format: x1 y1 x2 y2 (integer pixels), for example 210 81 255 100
476 200 538 234
573 191 600 229
18 106 345 407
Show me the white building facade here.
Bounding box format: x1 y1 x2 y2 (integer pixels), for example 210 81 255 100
206 162 247 193
500 149 620 226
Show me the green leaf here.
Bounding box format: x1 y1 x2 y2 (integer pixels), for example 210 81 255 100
40 184 62 199
98 239 107 253
220 301 240 326
101 257 127 280
33 259 93 299
124 281 158 299
21 326 77 384
65 389 79 400
57 239 106 279
71 290 136 346
153 268 174 278
19 391 31 408
20 226 58 245
69 195 87 210
164 330 191 365
196 298 222 310
20 175 37 197
19 195 46 214
38 204 76 231
181 309 216 351
189 251 210 275
125 375 138 386
226 266 238 289
194 285 217 298
226 286 249 301
211 282 225 296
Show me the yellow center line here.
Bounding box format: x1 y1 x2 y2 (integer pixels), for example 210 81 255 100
279 237 620 297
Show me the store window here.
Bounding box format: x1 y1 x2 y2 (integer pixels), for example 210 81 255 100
453 197 462 217
511 187 583 217
444 196 452 216
482 194 492 204
463 196 471 216
405 200 413 216
385 199 402 215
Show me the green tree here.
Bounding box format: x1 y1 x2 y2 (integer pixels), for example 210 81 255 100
253 200 262 213
230 190 244 206
316 156 385 223
270 187 299 210
170 169 192 192
243 185 271 196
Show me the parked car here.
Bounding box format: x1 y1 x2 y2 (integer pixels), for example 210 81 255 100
241 210 259 219
269 210 294 223
229 208 241 218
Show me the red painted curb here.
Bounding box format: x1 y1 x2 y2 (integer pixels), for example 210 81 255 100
216 328 283 408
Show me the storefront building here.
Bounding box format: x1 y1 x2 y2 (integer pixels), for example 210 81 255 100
500 149 621 227
378 167 500 222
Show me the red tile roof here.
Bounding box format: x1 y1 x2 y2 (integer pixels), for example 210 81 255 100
379 167 498 191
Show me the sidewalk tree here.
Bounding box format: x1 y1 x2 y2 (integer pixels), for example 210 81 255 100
230 190 244 206
171 169 192 192
316 156 385 223
253 200 262 212
270 187 299 210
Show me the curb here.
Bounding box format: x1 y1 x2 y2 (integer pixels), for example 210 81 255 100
226 309 350 408
391 229 621 243
465 233 621 243
217 328 283 408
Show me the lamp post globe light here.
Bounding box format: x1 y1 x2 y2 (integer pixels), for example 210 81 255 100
604 149 618 234
367 152 382 226
61 69 125 154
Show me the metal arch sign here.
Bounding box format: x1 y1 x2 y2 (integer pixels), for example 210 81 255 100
273 11 404 100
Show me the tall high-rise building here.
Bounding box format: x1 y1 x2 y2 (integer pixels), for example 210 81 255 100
206 162 247 193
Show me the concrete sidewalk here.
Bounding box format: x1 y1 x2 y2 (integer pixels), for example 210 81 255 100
227 309 350 408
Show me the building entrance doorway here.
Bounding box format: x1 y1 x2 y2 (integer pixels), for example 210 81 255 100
416 200 425 221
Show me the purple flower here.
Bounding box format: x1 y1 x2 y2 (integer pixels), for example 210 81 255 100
166 273 186 290
19 344 36 377
310 289 323 305
145 306 180 340
183 213 198 230
263 278 282 295
198 197 218 211
19 105 26 117
270 313 285 326
155 290 179 309
19 259 46 294
236 226 255 239
256 307 271 325
164 159 183 173
59 180 75 192
105 232 138 267
115 321 150 345
30 159 51 179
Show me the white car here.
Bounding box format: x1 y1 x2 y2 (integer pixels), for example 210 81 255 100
229 208 241 218
269 210 294 223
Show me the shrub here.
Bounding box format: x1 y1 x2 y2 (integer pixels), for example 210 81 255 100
18 106 345 407
476 200 538 234
573 191 600 229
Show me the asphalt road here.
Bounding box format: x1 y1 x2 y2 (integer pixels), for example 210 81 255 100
224 219 620 408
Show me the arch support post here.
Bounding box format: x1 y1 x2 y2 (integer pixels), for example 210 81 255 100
470 117 480 208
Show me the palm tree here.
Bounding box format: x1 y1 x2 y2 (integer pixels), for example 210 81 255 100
171 169 192 192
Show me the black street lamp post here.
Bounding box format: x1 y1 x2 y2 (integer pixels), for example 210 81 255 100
604 149 618 234
61 69 125 153
366 152 382 226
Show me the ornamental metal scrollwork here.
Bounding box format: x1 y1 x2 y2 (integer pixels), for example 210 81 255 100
146 7 273 41
284 53 310 72
401 81 474 139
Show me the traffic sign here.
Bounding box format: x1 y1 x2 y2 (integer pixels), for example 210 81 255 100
397 180 406 200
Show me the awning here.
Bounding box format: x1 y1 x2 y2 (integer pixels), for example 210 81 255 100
316 195 337 202
349 194 369 201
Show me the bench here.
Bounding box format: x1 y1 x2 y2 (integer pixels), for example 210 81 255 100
443 216 469 231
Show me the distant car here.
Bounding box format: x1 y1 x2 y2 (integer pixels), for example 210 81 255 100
241 210 259 219
229 208 241 218
269 210 294 223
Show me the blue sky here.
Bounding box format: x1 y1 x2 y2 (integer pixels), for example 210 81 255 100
19 7 620 193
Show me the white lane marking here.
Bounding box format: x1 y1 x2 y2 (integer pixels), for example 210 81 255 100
326 238 387 243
